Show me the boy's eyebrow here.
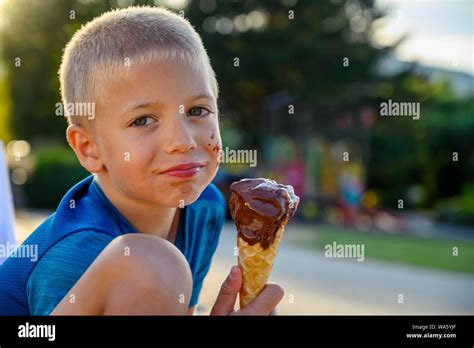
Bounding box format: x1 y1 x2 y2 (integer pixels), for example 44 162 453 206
186 94 214 102
125 94 214 113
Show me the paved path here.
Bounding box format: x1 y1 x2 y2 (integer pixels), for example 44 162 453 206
197 223 474 315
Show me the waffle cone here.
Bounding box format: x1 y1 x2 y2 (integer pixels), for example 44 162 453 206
237 225 285 308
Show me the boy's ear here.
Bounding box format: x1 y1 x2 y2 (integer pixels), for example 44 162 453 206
66 124 103 173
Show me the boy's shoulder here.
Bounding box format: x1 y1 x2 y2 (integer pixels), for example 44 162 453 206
23 176 125 250
51 175 126 236
196 181 225 207
186 182 226 232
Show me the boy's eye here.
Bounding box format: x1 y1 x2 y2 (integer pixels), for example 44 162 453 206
188 107 211 118
131 116 154 127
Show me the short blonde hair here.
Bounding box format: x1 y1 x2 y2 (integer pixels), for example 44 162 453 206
59 6 219 125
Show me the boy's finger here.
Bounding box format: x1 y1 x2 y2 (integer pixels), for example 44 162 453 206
210 265 242 315
239 283 284 315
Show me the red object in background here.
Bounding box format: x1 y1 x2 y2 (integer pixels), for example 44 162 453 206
282 161 305 198
360 107 375 128
336 112 353 129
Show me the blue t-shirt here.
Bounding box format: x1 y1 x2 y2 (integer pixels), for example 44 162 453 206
0 175 226 315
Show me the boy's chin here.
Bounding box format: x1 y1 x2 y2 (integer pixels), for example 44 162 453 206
133 177 211 207
153 190 203 208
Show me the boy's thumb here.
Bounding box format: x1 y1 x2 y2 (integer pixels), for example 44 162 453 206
210 265 242 315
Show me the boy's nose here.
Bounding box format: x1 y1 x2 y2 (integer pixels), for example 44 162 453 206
164 117 197 154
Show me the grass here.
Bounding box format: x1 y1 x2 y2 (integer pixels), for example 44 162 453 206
295 225 474 274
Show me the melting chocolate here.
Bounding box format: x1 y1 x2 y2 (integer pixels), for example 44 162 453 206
229 178 299 249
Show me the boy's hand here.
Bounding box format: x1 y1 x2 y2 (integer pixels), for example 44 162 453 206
210 265 284 315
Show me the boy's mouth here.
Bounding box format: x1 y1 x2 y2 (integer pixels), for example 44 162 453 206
159 162 206 178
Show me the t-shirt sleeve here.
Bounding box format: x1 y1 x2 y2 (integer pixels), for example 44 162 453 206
26 231 114 315
189 188 226 307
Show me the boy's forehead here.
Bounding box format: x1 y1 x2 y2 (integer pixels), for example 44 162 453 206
98 58 215 111
126 93 214 110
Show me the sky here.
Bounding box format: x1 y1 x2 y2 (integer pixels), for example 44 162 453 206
375 0 473 74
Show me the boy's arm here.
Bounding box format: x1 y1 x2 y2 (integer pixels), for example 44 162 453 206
188 306 196 315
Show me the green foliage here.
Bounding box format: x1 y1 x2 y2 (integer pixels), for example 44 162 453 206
0 69 13 143
24 146 89 209
0 0 114 142
185 0 390 144
436 183 474 226
367 96 474 210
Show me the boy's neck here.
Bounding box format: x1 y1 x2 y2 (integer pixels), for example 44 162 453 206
94 175 178 240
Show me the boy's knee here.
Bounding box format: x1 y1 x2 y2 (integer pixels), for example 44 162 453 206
101 234 193 314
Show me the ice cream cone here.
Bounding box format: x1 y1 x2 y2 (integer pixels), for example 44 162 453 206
228 178 299 310
238 224 286 308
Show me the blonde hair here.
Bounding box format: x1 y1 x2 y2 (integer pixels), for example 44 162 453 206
59 6 219 125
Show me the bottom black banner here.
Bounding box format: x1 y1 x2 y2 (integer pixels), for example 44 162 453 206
0 315 472 346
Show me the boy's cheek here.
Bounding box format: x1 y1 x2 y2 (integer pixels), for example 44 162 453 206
203 130 222 155
209 143 222 163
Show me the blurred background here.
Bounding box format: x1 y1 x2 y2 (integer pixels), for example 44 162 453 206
0 0 473 314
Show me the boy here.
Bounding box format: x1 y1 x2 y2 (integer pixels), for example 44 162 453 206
0 6 283 315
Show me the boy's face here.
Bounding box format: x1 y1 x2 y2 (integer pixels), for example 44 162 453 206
92 58 221 207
